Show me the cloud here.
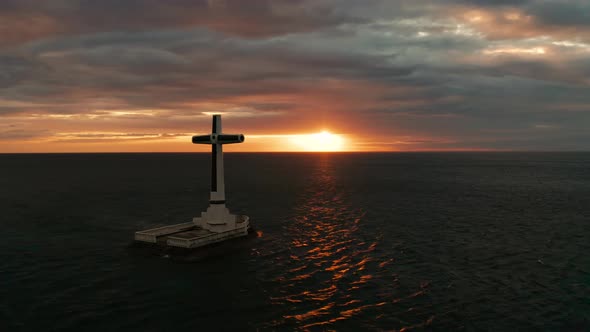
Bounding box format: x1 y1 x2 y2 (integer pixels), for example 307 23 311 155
50 132 190 143
0 0 364 47
528 1 590 27
449 1 590 42
0 126 50 140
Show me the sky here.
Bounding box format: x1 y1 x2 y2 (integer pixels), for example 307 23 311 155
1 0 589 152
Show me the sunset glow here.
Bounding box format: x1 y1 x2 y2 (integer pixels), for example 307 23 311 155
289 131 346 152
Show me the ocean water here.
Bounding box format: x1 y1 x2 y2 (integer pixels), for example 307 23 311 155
1 152 589 331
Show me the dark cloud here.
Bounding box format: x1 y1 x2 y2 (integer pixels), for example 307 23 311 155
528 1 590 27
0 0 364 46
0 54 49 87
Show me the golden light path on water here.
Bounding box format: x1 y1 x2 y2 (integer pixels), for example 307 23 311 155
259 155 435 330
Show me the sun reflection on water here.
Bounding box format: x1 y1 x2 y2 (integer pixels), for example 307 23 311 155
252 155 433 331
261 155 433 330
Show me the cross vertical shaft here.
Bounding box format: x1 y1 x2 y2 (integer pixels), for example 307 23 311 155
210 115 225 204
191 114 245 206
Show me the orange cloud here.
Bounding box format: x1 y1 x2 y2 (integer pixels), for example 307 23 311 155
454 6 590 42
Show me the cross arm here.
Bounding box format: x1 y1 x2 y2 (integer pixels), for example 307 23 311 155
192 134 245 144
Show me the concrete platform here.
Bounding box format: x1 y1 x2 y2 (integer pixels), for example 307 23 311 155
134 222 195 244
130 225 257 262
134 215 250 249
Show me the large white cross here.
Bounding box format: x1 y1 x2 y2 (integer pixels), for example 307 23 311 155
192 114 244 205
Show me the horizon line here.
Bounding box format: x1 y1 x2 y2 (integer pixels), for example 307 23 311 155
1 150 589 154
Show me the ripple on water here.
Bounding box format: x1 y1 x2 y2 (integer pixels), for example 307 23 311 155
261 156 431 331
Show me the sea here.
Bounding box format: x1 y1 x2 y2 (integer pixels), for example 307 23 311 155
1 152 589 331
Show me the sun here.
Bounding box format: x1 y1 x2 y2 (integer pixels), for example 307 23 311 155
289 131 346 152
